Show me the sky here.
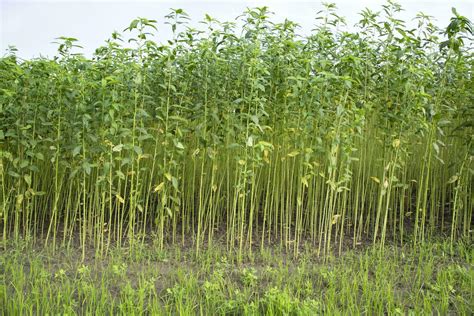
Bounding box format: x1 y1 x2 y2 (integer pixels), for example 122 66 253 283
1 0 473 59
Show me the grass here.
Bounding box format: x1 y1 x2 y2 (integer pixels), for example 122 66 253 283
1 239 472 315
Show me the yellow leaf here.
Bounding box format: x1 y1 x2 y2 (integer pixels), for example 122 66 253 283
154 182 164 192
287 151 300 157
302 176 309 188
116 194 125 204
447 175 458 184
164 173 172 181
332 214 341 225
16 194 24 208
263 149 270 163
392 139 400 148
371 176 380 184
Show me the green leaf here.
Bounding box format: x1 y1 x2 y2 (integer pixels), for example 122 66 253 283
112 144 123 152
172 177 178 190
19 160 29 169
246 136 254 147
166 207 173 218
175 142 185 150
24 174 32 186
72 146 82 157
432 142 440 155
8 171 20 178
250 115 259 125
82 162 92 175
134 146 143 155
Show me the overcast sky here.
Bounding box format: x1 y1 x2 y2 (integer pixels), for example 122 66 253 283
1 0 473 59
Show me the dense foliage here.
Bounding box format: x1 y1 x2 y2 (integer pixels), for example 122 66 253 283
1 2 472 259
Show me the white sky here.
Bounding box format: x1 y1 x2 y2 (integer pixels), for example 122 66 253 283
1 0 473 59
